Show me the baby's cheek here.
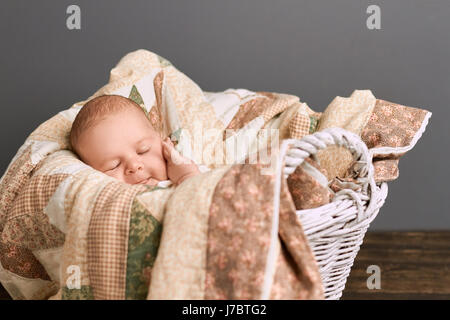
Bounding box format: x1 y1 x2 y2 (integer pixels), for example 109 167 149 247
154 159 169 180
104 170 126 183
147 152 168 180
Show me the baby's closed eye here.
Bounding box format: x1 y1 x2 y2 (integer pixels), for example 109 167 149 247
107 162 121 171
137 146 151 155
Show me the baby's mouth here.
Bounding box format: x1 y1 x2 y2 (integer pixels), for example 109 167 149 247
137 177 150 184
137 177 159 186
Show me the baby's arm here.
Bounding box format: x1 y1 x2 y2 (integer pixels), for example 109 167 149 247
162 138 200 186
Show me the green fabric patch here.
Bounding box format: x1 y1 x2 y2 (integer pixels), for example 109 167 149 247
125 192 163 300
62 286 94 300
129 85 145 106
129 85 150 120
170 128 182 144
309 116 318 134
157 54 173 68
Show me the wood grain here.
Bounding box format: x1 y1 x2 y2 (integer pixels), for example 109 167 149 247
1 231 449 300
341 231 450 300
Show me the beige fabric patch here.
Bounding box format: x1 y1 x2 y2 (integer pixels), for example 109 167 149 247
134 187 176 223
29 114 73 150
33 246 63 284
298 102 322 120
317 90 376 133
147 166 231 299
0 265 58 300
316 90 376 180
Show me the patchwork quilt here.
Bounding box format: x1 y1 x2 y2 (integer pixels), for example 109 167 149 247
0 49 431 300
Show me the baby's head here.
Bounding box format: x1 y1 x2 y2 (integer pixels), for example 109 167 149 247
70 95 168 186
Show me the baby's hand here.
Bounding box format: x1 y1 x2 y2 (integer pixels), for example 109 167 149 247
162 137 200 186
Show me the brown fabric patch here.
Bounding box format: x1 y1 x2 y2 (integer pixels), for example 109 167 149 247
224 95 273 133
287 158 333 210
271 179 324 299
373 158 400 182
224 92 298 137
148 70 164 137
2 214 65 251
0 242 50 280
260 92 299 122
205 164 275 299
87 181 148 300
361 99 429 157
7 173 68 220
316 146 354 181
2 174 67 250
269 241 304 299
0 145 34 230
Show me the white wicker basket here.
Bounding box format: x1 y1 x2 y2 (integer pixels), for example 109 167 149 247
282 128 389 300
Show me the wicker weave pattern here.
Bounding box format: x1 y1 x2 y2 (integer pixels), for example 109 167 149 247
282 128 388 300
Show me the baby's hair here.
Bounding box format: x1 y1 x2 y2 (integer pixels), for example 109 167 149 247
70 94 147 155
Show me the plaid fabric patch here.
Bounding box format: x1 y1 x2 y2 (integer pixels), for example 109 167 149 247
261 93 299 123
288 111 311 139
3 174 68 250
87 182 148 299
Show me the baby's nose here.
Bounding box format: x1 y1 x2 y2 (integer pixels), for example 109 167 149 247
126 161 143 175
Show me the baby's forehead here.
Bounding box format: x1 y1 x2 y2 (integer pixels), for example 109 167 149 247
97 109 156 134
99 107 148 124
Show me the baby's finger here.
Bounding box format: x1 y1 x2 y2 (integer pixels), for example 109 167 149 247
162 141 171 159
167 138 175 148
162 141 176 161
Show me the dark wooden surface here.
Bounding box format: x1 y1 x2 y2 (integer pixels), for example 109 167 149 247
1 231 449 300
341 231 450 300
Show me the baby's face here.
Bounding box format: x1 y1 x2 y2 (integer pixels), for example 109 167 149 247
76 108 168 186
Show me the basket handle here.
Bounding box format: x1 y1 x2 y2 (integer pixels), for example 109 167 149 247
282 127 374 184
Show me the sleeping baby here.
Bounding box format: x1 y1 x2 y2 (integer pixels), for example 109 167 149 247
69 95 200 187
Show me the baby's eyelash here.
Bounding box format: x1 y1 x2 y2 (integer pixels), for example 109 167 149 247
109 162 120 170
137 147 150 155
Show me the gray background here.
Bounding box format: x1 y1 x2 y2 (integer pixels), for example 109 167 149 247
0 0 448 230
